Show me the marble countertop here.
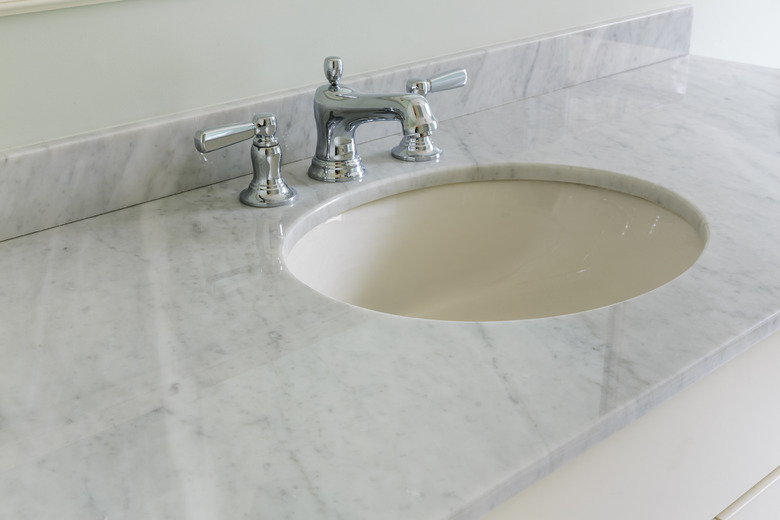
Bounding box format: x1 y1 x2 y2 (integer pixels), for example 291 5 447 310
1 55 779 519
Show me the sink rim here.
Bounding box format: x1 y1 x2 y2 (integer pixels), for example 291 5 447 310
283 162 710 261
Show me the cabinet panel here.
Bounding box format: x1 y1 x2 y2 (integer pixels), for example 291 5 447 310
482 329 780 520
716 466 780 520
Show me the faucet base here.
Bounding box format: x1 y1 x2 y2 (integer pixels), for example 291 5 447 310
239 181 297 207
391 134 442 162
308 155 365 182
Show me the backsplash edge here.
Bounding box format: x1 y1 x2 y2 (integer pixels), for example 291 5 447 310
0 5 692 242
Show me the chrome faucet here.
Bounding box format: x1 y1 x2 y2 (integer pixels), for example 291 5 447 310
194 113 297 207
308 57 467 182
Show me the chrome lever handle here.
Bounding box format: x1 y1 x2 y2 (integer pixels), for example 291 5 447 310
195 122 256 153
194 115 277 153
406 69 468 96
193 113 296 208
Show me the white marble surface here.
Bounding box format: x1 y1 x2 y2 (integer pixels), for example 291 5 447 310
0 6 691 242
1 54 779 520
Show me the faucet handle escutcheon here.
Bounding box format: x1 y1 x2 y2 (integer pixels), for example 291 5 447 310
392 67 468 162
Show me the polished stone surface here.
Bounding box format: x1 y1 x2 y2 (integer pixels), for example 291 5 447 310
0 6 692 241
0 53 778 519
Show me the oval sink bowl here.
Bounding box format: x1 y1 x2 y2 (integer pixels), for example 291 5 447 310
285 164 706 321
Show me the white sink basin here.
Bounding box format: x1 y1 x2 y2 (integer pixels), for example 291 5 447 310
285 164 706 321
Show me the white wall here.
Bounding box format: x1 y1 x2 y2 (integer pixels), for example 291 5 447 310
689 0 780 68
0 0 777 152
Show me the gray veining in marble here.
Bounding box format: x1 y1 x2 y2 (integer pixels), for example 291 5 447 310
1 50 779 520
0 6 692 242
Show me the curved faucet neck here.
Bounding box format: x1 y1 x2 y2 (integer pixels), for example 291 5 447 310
308 57 446 183
314 84 437 137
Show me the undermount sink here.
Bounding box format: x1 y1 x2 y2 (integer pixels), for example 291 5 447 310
284 164 707 321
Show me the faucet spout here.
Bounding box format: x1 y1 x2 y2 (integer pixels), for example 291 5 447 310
328 90 438 137
308 57 438 182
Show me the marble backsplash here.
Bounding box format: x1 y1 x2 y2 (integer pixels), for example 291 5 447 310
0 6 691 242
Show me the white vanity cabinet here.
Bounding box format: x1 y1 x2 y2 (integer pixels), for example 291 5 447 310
482 329 780 520
715 466 780 520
